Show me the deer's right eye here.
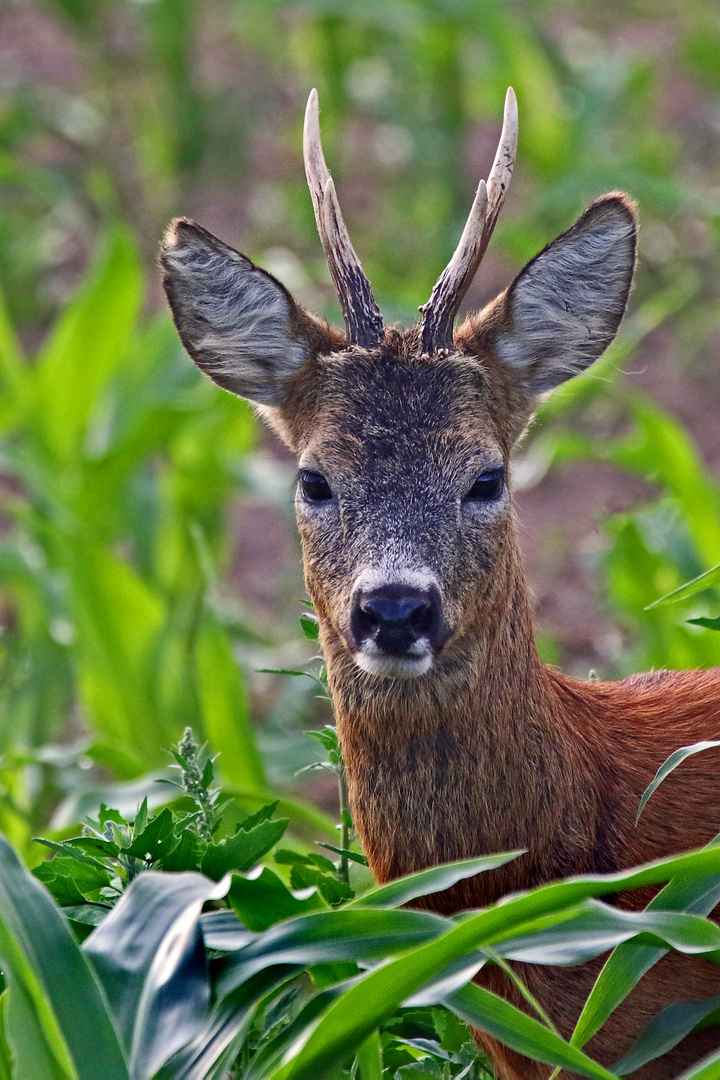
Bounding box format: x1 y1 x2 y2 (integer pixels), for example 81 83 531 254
299 470 333 502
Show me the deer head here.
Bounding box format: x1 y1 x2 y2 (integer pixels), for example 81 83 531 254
161 90 636 686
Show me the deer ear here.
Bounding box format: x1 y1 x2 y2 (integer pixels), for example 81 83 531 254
161 220 345 406
493 195 636 395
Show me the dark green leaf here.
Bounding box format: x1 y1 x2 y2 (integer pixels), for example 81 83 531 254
200 818 288 880
687 616 720 631
229 867 324 931
123 807 176 861
0 835 128 1080
612 992 720 1074
84 870 229 1077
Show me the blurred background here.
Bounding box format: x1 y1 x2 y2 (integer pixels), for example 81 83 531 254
1 0 719 857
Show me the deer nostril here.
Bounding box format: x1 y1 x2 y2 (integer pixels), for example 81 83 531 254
351 584 444 656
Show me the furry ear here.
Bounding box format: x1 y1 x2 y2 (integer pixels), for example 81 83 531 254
161 220 345 406
491 194 636 395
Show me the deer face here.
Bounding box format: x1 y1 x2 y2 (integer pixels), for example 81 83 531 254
292 347 517 678
161 90 636 682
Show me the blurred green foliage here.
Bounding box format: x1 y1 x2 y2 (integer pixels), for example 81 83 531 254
0 0 718 855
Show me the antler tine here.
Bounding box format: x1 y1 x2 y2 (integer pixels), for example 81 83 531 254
419 87 518 354
303 89 384 348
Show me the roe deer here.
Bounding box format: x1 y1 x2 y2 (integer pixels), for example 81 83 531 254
161 89 720 1078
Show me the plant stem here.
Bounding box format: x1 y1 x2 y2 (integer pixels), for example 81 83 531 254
339 766 350 885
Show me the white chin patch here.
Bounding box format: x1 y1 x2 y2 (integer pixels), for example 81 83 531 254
353 652 433 680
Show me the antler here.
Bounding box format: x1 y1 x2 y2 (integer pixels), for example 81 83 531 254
303 89 384 348
418 87 518 354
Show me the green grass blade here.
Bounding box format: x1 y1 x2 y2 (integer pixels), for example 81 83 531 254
571 833 720 1049
675 1046 720 1079
0 835 128 1080
348 852 524 909
636 742 720 824
33 227 141 460
446 982 616 1080
645 565 720 609
354 1030 383 1080
611 992 720 1075
196 615 265 791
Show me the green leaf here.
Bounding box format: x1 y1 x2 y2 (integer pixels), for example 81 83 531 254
687 616 720 631
571 833 720 1049
33 856 112 906
84 870 229 1078
495 900 720 966
348 853 524 909
33 228 141 460
123 807 176 862
612 992 720 1075
676 1046 720 1078
200 818 288 880
0 835 128 1080
228 868 324 931
299 613 320 640
159 829 201 873
195 615 266 790
355 1029 383 1080
446 983 616 1080
645 564 720 608
215 909 450 998
274 847 720 1080
636 742 720 823
239 801 279 832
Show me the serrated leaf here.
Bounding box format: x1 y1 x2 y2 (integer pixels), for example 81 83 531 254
239 801 279 832
229 868 324 931
200 818 288 881
123 807 176 862
159 829 200 874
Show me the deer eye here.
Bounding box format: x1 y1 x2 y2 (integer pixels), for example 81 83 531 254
464 466 505 502
299 469 333 502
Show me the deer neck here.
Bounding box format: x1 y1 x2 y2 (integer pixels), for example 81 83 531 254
322 565 599 896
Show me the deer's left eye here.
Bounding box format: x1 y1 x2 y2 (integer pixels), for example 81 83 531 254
464 467 505 502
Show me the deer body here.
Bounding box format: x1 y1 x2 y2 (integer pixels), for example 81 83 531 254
161 90 720 1077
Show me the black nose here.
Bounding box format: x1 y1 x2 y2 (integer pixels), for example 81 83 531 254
350 583 444 655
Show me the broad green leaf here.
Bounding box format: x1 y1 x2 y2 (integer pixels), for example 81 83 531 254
349 853 524 909
84 870 229 1079
646 565 720 609
60 535 167 758
200 818 288 881
612 992 720 1075
228 867 325 931
447 982 616 1080
216 908 450 997
637 742 720 823
156 968 299 1080
571 834 720 1049
0 835 128 1080
273 847 720 1080
195 615 266 791
496 900 720 965
355 1030 383 1080
33 228 141 460
123 807 176 861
